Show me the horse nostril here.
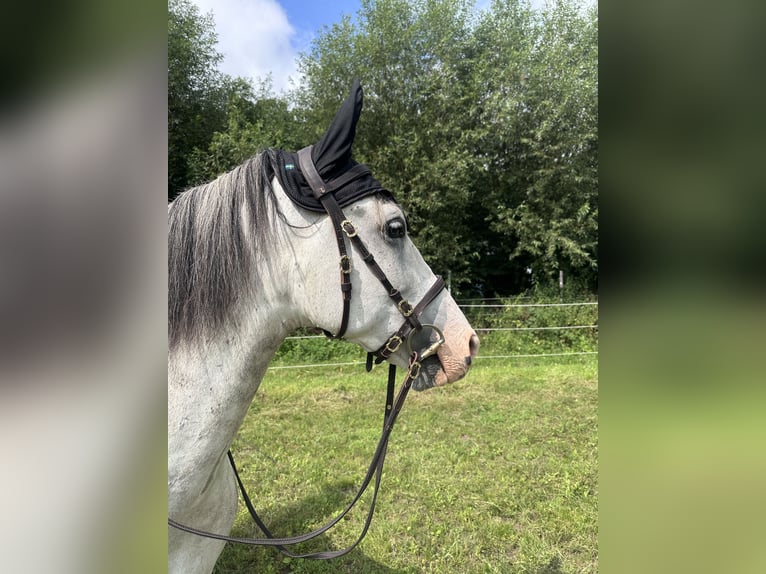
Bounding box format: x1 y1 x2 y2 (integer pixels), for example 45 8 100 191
465 333 479 367
469 333 480 359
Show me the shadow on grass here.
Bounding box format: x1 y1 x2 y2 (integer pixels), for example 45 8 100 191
536 556 564 574
213 478 407 574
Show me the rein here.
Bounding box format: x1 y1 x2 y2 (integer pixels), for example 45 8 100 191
168 344 437 558
168 145 446 558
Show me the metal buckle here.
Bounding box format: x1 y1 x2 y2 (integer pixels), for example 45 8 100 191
408 361 422 380
384 335 403 354
406 324 445 360
341 220 357 238
397 300 414 317
340 255 352 274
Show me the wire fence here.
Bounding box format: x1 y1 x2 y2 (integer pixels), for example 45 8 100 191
284 323 598 340
459 302 598 308
268 351 598 371
269 299 598 371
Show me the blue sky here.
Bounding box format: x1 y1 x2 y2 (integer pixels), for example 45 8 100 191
277 0 362 35
190 0 365 94
189 0 564 94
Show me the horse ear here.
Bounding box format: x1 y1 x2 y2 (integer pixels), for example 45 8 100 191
312 79 363 177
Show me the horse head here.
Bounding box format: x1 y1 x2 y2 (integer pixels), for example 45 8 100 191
274 80 479 389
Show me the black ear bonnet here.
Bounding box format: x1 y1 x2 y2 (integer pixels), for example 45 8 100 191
276 79 391 212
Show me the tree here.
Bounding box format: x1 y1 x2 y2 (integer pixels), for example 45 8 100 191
185 77 304 184
479 0 598 291
168 0 228 200
293 0 598 296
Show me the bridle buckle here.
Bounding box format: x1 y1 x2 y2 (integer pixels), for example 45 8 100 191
340 255 352 274
341 220 357 238
384 335 403 353
397 300 414 317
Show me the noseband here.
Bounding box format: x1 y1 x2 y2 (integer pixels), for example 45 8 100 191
168 146 447 559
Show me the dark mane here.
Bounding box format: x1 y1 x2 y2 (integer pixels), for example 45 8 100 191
168 149 280 349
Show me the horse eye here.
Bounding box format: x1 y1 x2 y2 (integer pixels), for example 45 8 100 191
385 218 406 239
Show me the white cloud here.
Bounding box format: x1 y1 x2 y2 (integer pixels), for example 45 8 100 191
190 0 299 94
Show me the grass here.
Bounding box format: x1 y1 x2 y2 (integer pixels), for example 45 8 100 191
213 355 598 573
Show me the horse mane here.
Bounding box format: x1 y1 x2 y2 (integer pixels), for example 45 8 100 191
168 149 280 349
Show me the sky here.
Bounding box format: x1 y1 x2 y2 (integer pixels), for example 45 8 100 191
189 0 570 94
190 0 363 94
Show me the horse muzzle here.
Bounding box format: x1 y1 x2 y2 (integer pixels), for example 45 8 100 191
409 326 479 391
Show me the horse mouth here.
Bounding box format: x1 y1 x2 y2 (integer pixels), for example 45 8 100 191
405 329 477 391
411 353 470 391
411 355 442 391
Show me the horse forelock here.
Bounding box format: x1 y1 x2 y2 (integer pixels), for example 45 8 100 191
168 150 279 349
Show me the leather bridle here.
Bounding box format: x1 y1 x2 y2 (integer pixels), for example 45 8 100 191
168 146 447 559
295 146 447 358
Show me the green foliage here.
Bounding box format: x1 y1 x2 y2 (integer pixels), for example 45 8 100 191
291 0 598 297
271 333 364 367
168 0 228 199
168 3 303 196
186 78 304 184
464 292 599 358
482 1 599 290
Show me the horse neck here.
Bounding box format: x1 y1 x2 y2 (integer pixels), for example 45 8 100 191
169 173 330 485
168 256 301 484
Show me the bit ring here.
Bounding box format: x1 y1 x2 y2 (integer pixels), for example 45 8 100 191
406 324 445 360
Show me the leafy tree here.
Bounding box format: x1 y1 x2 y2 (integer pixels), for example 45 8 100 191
478 0 598 290
185 77 304 183
293 0 598 296
168 2 304 197
168 0 228 200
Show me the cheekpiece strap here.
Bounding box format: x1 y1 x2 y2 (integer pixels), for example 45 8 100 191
298 145 351 339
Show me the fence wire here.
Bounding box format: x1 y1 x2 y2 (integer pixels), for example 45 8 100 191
270 300 598 370
285 323 598 340
459 302 598 308
267 352 597 371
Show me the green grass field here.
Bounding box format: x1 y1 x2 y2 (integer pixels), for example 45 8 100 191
213 355 598 573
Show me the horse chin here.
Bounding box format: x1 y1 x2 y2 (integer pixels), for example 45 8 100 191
411 355 442 391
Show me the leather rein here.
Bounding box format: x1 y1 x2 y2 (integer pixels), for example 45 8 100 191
168 146 447 559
